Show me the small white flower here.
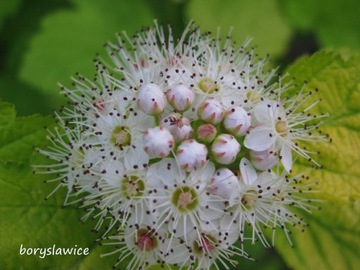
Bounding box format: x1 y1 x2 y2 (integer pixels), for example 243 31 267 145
245 98 327 172
102 221 167 270
197 97 224 124
166 83 195 111
211 134 240 164
221 158 275 247
176 139 208 172
137 83 166 115
164 230 249 270
147 158 224 244
144 126 174 158
223 106 251 136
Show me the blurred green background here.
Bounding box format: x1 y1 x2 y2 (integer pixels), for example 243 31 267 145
0 0 359 269
1 0 360 116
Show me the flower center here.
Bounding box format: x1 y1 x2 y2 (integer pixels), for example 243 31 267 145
246 90 261 104
275 120 288 136
171 186 198 213
241 190 258 210
110 125 131 149
136 229 157 251
193 235 216 255
121 176 145 199
198 77 217 93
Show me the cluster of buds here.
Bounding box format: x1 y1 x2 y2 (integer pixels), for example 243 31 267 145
35 22 329 270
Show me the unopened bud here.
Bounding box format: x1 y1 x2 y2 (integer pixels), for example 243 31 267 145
176 139 208 172
249 148 279 171
166 84 195 111
197 124 217 143
160 113 193 142
210 168 239 204
211 134 240 164
223 106 251 136
198 98 224 124
144 126 174 158
137 83 166 115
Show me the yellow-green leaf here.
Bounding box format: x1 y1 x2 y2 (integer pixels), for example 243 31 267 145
273 50 360 270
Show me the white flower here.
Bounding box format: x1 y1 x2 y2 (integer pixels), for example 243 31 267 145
245 98 327 172
211 134 241 164
144 126 174 158
34 115 99 204
163 230 249 270
102 221 167 270
147 158 224 244
176 139 208 171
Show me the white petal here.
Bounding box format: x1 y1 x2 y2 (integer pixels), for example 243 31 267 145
281 144 293 172
240 158 258 185
254 100 276 123
244 125 275 151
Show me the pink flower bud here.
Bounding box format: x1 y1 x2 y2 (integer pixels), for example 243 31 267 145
160 113 193 142
144 126 174 158
197 98 224 124
197 124 217 143
176 139 208 171
166 84 195 111
137 83 166 115
223 106 251 136
211 134 240 164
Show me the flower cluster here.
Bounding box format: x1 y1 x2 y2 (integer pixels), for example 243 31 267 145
35 23 329 269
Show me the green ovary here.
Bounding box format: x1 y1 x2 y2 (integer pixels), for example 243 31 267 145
111 125 131 149
241 190 258 210
275 120 288 137
198 77 217 93
121 176 145 199
171 186 198 213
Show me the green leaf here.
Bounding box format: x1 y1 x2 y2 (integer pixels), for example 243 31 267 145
0 102 117 269
273 50 360 270
19 0 155 108
281 0 360 48
186 0 292 58
0 101 52 164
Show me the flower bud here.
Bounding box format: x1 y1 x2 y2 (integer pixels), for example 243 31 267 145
137 83 166 115
166 84 195 111
160 113 193 142
210 168 239 204
198 98 224 124
176 139 208 171
211 134 240 164
223 106 251 136
144 126 174 158
249 148 279 171
196 124 217 143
